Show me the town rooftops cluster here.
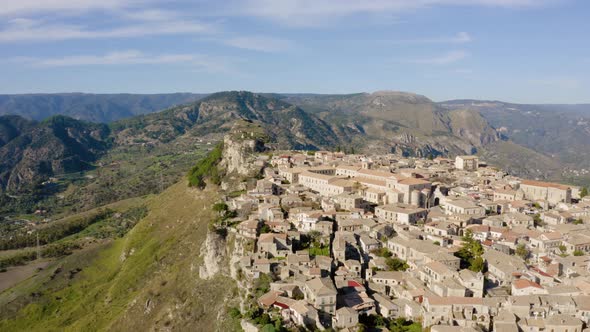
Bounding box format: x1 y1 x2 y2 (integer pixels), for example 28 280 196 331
224 150 589 331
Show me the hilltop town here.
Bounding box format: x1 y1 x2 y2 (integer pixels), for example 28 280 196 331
209 141 590 332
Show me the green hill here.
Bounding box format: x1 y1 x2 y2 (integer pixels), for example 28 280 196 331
0 181 238 331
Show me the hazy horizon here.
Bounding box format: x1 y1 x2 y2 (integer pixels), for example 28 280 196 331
0 0 589 103
1 90 590 106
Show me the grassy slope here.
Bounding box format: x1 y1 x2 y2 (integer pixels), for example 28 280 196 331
0 182 238 331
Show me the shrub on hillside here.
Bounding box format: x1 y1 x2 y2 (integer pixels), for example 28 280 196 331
187 143 223 188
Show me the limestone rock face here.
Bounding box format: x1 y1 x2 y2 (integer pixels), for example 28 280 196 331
241 320 259 332
219 120 269 178
221 135 265 177
199 231 226 280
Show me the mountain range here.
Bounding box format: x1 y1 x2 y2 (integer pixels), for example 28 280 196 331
0 93 205 123
0 91 588 198
439 100 590 168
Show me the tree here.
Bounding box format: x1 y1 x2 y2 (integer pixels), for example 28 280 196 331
581 187 588 198
187 143 223 188
462 229 475 242
228 307 241 318
386 257 409 271
533 214 544 227
456 230 485 272
469 256 485 272
374 315 385 327
389 318 422 332
573 250 585 256
273 318 287 332
307 230 322 244
558 244 567 253
254 273 272 296
371 247 392 258
212 202 228 213
259 224 271 234
573 219 584 225
260 324 275 332
515 244 529 260
257 314 271 326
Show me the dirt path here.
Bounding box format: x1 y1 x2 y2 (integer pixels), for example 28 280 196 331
0 260 52 292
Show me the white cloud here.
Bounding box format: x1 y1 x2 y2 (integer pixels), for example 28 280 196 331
221 0 558 26
0 17 213 42
405 50 469 65
11 50 232 72
452 32 472 43
0 0 144 17
392 32 472 44
0 0 555 19
122 9 182 21
223 36 295 52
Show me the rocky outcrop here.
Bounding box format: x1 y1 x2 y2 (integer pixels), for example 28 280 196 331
0 115 110 192
447 108 501 147
241 320 259 332
199 231 227 280
219 120 269 178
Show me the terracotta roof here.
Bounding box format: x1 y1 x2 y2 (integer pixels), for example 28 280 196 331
329 178 356 187
398 178 431 186
306 277 337 296
513 279 543 290
348 280 363 288
495 189 517 195
541 232 563 240
425 261 455 275
258 290 284 307
357 169 396 178
530 267 553 278
426 295 483 305
521 179 570 190
466 225 490 233
356 177 387 187
258 233 287 243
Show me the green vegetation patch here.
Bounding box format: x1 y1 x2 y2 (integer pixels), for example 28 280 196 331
0 209 114 251
455 230 485 272
187 143 224 188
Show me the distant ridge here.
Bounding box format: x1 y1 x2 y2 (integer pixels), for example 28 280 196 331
0 91 588 189
0 93 207 123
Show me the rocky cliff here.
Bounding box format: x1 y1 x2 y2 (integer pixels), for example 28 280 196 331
220 120 269 177
0 115 110 192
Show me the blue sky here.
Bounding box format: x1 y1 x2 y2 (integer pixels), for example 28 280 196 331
0 0 588 103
